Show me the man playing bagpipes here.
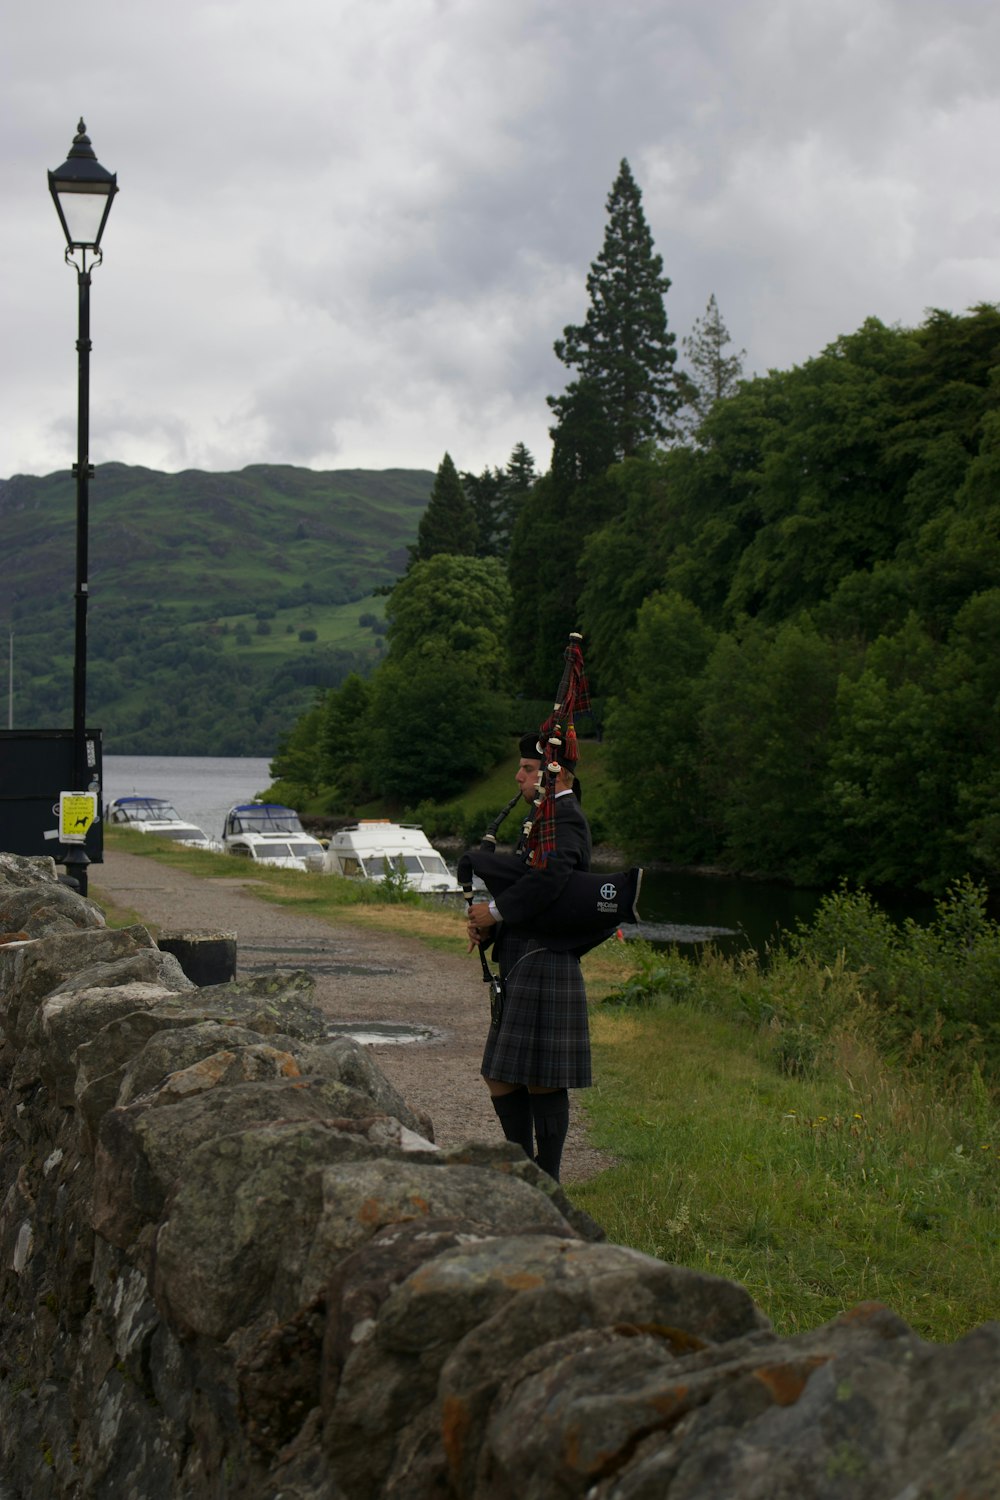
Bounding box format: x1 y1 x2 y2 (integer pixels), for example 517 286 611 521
463 634 640 1182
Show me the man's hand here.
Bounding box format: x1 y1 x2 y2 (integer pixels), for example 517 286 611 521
466 901 496 952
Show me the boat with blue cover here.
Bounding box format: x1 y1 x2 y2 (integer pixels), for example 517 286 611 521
221 802 326 871
106 795 213 848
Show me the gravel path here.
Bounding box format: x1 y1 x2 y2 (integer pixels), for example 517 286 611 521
91 850 611 1184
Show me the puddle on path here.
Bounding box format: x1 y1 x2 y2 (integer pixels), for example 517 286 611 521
325 1021 444 1046
238 942 398 977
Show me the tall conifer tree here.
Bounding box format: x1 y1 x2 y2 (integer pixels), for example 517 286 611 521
410 451 478 564
548 159 679 460
496 441 537 559
678 292 746 439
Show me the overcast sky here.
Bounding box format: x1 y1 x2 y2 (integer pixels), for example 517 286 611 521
2 0 997 483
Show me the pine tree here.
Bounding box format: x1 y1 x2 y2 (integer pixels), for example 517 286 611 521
548 159 679 461
678 293 746 439
461 442 538 562
495 441 537 560
410 452 478 564
505 441 537 492
460 464 505 558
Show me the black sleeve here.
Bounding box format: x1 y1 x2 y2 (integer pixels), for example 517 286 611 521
494 798 592 927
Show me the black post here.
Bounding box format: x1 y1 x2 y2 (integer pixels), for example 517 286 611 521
48 120 117 899
70 262 93 897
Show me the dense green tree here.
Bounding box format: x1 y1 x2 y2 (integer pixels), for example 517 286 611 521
321 672 373 802
461 442 538 563
497 441 538 558
269 694 327 799
827 614 956 890
410 452 478 563
505 472 586 693
605 591 718 861
351 552 513 804
724 327 910 622
910 409 1000 635
947 589 1000 876
548 159 680 459
386 554 510 673
549 377 620 488
365 646 509 803
677 293 746 440
700 618 842 882
461 464 505 559
587 305 1000 891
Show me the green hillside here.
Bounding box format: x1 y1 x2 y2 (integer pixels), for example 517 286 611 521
0 462 434 753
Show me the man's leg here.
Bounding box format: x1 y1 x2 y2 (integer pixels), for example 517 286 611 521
485 1079 534 1158
528 1087 570 1181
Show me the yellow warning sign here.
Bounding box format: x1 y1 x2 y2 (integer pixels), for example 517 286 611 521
59 791 97 843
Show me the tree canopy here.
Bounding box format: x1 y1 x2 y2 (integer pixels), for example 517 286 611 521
582 304 1000 892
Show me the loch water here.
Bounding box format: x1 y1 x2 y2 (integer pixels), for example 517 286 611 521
102 753 273 846
614 865 828 958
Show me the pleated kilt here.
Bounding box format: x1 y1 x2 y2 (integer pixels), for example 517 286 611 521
480 929 592 1089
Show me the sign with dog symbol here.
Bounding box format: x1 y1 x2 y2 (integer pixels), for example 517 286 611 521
59 791 98 844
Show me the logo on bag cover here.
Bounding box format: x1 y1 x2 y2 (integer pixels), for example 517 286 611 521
597 881 620 914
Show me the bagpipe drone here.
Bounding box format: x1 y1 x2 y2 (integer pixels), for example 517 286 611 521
458 632 643 961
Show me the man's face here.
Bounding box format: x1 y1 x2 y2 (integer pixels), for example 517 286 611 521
516 757 543 802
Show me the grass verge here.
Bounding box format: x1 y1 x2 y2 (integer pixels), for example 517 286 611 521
568 946 998 1342
96 827 474 954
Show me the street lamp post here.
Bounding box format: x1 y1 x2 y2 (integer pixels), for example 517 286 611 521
48 120 118 896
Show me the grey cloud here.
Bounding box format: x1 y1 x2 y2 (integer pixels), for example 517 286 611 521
2 0 998 481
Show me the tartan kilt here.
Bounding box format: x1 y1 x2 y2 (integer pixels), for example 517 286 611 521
480 930 592 1089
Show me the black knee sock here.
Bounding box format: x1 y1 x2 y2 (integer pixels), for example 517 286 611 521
491 1088 534 1158
530 1089 570 1181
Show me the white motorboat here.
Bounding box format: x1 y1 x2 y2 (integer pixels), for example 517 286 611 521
106 795 213 848
221 802 326 872
324 820 461 894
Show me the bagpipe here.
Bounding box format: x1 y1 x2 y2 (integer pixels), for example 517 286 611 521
458 632 643 962
458 793 520 1024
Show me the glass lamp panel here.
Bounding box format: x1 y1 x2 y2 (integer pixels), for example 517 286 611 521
54 184 113 248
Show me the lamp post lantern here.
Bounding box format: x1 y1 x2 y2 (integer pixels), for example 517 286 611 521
48 119 118 896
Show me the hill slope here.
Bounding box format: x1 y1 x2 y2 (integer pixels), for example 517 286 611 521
1 462 434 754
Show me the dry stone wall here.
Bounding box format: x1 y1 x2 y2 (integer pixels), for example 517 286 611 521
0 851 997 1498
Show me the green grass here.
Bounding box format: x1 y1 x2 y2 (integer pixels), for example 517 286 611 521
212 596 385 658
569 947 999 1342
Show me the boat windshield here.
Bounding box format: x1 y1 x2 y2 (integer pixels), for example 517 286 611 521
419 854 451 877
233 807 304 834
363 854 423 877
116 799 183 823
